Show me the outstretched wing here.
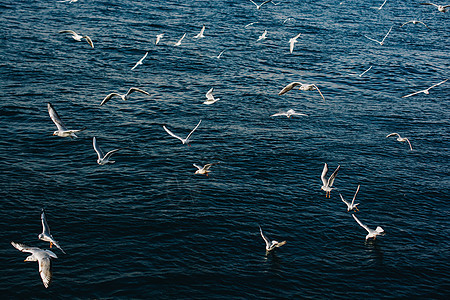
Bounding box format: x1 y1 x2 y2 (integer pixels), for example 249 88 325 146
92 137 105 159
11 241 40 254
278 82 302 95
41 209 51 236
83 35 94 48
352 214 370 233
364 35 381 44
339 194 349 206
328 165 340 187
321 163 328 186
100 93 121 106
38 257 53 288
193 164 202 170
428 79 448 89
386 132 400 138
58 30 76 35
206 88 215 101
47 103 67 131
352 185 360 206
127 87 150 96
104 148 121 160
185 120 202 141
381 26 393 43
163 125 184 142
259 226 270 248
313 84 326 102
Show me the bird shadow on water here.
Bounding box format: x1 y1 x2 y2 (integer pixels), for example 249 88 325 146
363 240 384 265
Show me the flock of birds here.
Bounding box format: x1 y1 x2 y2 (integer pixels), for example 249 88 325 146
10 0 449 289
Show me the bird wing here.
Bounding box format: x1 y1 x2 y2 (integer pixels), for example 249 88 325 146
203 163 218 170
352 214 370 233
418 21 431 29
351 185 360 206
176 33 186 44
193 164 202 170
401 89 424 98
185 120 202 141
199 25 205 35
41 209 51 236
400 20 414 27
328 165 340 187
47 103 67 131
339 194 349 206
419 3 438 7
386 132 400 138
163 125 184 142
259 226 271 248
11 241 41 254
83 35 94 48
92 137 105 159
321 163 328 186
313 84 326 102
278 82 302 95
58 30 76 35
103 148 121 160
381 26 393 43
364 35 382 44
100 93 121 106
38 257 53 288
428 79 448 89
206 88 215 100
249 0 258 7
271 112 287 117
405 138 413 151
261 0 273 7
127 87 150 96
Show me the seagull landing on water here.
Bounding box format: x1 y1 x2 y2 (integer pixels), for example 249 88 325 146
193 163 219 176
364 25 393 45
174 33 186 46
289 33 301 53
93 137 122 165
400 20 431 29
321 163 340 198
352 214 385 241
340 185 360 212
401 79 448 98
131 51 148 70
420 2 450 12
100 87 150 106
47 103 85 138
386 133 413 151
259 226 286 255
155 34 164 45
11 242 58 288
38 209 66 254
204 88 220 105
249 0 273 10
194 25 205 39
278 82 326 102
163 120 202 145
59 30 94 48
271 109 308 118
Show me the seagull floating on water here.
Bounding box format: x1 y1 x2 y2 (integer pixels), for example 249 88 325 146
163 120 202 145
400 20 431 29
352 214 385 241
93 137 122 165
38 209 66 254
48 103 85 138
131 51 148 70
401 79 448 98
59 30 94 48
257 30 267 41
11 241 58 288
204 88 220 105
386 133 413 151
278 82 326 102
321 163 340 198
420 2 450 12
259 225 286 255
193 163 219 176
271 109 308 118
340 185 360 212
289 33 301 53
364 25 393 45
155 33 164 45
194 25 205 39
249 0 273 10
100 87 150 106
371 0 387 10
174 33 186 46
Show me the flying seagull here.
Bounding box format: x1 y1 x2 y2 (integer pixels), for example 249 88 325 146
278 82 326 101
271 109 308 118
352 214 385 241
386 133 413 151
100 87 150 106
131 51 148 70
364 25 393 45
359 66 373 77
289 33 301 53
204 88 220 105
259 225 286 255
155 33 164 45
401 79 448 98
249 0 273 10
371 0 387 10
321 163 340 198
174 33 186 46
420 2 450 12
38 209 66 254
257 30 267 41
59 30 94 48
400 20 431 29
194 25 206 39
216 49 226 59
340 185 360 212
193 163 219 176
47 102 85 138
93 137 122 165
163 120 202 145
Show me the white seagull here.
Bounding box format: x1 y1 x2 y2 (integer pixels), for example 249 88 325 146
352 214 385 241
38 209 66 254
340 185 360 212
359 66 373 77
131 51 148 70
11 241 58 288
93 137 122 165
271 109 308 118
257 30 267 41
278 82 326 102
48 102 85 138
193 163 219 176
371 0 387 10
100 87 150 106
289 33 301 53
400 20 431 29
364 25 393 45
245 21 259 28
204 88 220 105
163 120 202 145
386 133 413 151
194 25 206 39
401 79 448 98
174 33 186 46
59 30 94 48
155 33 164 45
249 0 273 10
259 225 286 255
420 2 450 12
321 163 340 198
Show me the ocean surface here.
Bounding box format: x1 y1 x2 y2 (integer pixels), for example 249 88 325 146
1 0 449 298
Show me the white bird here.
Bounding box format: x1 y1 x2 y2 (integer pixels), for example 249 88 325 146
174 33 186 46
47 102 85 138
217 49 226 59
400 20 431 29
271 109 308 118
11 241 58 288
163 120 202 145
257 30 267 41
420 2 450 12
93 137 122 165
155 33 164 45
340 185 360 212
249 0 273 10
401 79 448 98
38 209 66 254
57 0 78 3
100 87 150 106
364 25 393 45
371 0 387 10
131 51 148 71
259 226 286 254
321 163 340 198
289 33 301 53
283 17 295 24
352 214 385 241
194 25 205 39
386 133 413 151
193 163 219 176
244 21 259 28
278 82 326 102
59 30 94 48
359 66 373 77
204 88 220 105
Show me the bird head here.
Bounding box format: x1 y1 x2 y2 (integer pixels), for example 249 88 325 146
38 233 44 240
53 131 59 136
24 255 36 262
375 226 385 234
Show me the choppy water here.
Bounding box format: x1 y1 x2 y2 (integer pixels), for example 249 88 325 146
1 0 449 298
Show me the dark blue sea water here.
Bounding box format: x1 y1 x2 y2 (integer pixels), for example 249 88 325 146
1 0 449 298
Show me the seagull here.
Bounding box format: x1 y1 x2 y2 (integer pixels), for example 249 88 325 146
59 30 94 48
386 133 413 151
271 109 308 118
47 103 85 138
352 214 385 241
11 241 58 288
204 88 220 105
163 120 202 145
289 33 301 53
131 51 148 70
194 25 205 38
257 30 267 41
244 21 259 28
174 33 186 46
371 0 387 10
57 0 78 3
359 66 373 77
340 185 360 212
216 49 226 59
364 25 393 45
38 209 66 254
155 33 164 45
100 87 150 106
400 20 431 29
249 0 273 10
321 163 340 198
93 137 122 165
420 2 450 12
401 79 448 98
278 82 326 102
283 17 295 24
193 163 219 176
259 226 286 255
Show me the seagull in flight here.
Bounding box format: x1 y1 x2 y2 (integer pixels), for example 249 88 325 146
278 82 326 102
38 209 66 254
257 30 267 41
340 185 360 212
358 66 373 77
371 0 387 10
259 225 286 255
401 79 448 98
386 133 413 151
163 120 202 145
204 88 220 105
352 214 385 241
155 33 164 45
93 137 122 165
131 51 148 70
11 241 58 288
321 163 340 198
245 21 259 28
193 163 219 176
364 25 393 45
59 30 94 48
249 0 273 10
100 87 150 106
400 20 431 29
47 103 85 138
194 25 206 39
420 2 450 12
174 33 186 46
289 33 301 53
271 109 308 118
216 49 226 59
